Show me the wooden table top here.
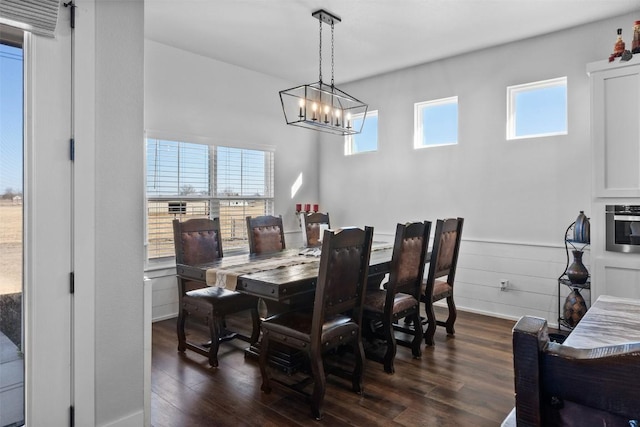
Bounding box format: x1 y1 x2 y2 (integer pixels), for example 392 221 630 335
176 245 396 302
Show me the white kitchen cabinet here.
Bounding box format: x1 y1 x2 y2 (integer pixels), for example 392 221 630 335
588 56 640 198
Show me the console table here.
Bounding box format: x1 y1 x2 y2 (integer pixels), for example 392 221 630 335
503 295 640 426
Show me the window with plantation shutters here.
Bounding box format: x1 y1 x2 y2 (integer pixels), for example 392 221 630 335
145 138 274 259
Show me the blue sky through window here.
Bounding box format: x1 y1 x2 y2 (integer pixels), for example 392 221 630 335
0 43 23 194
420 100 458 146
514 84 567 137
350 111 378 153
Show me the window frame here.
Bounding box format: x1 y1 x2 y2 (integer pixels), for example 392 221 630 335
506 76 568 140
144 136 275 263
344 110 378 155
414 96 459 149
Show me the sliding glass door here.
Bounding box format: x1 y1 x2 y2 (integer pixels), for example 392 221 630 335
0 33 24 427
1 20 72 425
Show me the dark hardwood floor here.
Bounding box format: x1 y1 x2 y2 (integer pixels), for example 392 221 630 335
151 306 517 426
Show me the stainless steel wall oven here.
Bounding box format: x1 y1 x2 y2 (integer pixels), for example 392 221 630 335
606 205 640 253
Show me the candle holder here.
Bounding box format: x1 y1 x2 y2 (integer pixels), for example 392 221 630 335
295 204 304 227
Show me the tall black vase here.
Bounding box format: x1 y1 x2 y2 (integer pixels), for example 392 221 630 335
567 250 589 285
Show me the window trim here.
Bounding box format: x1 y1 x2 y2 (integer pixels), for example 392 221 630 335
414 96 459 149
506 76 568 141
344 110 378 155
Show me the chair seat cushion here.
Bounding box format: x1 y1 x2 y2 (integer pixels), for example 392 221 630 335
261 311 358 347
421 279 453 301
184 286 257 316
363 290 417 315
186 286 248 301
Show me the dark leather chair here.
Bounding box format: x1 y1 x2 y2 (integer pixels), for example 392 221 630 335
173 218 259 367
246 215 285 255
301 212 330 247
421 217 464 346
259 226 374 420
362 221 431 373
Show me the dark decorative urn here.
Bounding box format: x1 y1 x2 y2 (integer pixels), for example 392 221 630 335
567 250 589 285
563 289 587 327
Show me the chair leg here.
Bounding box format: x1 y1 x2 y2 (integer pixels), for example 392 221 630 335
310 346 327 421
249 307 260 344
410 310 422 359
208 314 221 367
259 331 272 394
352 338 365 395
445 296 457 336
177 307 187 353
382 318 396 374
424 301 437 347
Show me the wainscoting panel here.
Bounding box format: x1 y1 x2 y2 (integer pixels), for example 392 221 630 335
148 269 178 322
603 265 640 299
451 239 586 326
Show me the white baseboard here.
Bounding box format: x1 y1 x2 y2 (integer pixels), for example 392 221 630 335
152 312 177 323
100 410 144 427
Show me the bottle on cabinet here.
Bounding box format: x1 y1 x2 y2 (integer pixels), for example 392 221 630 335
633 21 640 54
613 28 625 57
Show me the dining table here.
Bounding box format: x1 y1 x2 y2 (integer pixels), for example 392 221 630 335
175 242 405 371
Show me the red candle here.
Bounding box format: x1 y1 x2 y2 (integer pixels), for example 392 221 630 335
295 203 302 213
313 204 319 212
304 203 311 212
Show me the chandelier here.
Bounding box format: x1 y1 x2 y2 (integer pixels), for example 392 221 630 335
279 9 368 136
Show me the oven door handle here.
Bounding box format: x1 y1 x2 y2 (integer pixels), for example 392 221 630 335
613 215 640 221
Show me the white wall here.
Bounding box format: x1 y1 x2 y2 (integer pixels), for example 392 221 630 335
93 1 145 425
145 40 321 319
319 13 638 324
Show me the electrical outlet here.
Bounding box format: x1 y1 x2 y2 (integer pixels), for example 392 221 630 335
500 279 509 291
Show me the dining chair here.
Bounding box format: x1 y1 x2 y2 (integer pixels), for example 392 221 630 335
421 217 464 346
173 218 259 367
246 215 286 255
301 211 330 247
362 221 431 373
259 226 374 420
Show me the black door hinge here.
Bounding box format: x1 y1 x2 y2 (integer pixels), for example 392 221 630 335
64 2 76 29
69 138 75 161
69 405 75 427
70 272 75 294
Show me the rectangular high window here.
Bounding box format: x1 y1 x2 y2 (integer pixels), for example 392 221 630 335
345 110 378 155
507 77 567 140
145 138 274 259
414 96 458 149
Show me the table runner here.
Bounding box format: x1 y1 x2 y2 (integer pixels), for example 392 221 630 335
206 255 320 290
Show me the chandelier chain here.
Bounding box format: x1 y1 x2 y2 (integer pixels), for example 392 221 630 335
331 22 335 87
318 17 323 83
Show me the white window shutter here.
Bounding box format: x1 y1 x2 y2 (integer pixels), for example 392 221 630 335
0 0 60 38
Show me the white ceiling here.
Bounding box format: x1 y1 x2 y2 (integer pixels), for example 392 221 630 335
145 0 640 84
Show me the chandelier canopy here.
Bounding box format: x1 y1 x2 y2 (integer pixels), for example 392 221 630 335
279 9 368 136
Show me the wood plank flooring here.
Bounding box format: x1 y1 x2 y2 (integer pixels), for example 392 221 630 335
151 307 517 426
